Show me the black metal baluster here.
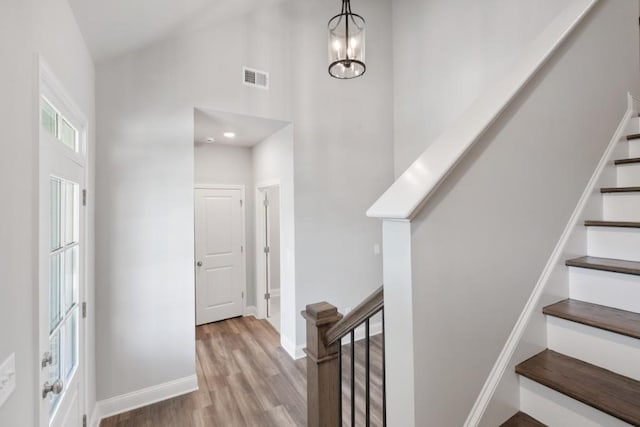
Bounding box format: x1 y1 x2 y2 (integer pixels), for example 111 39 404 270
382 309 387 427
339 341 343 426
351 330 355 427
365 319 370 426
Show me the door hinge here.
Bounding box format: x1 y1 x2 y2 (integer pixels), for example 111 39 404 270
264 246 270 254
82 302 87 319
82 189 87 206
240 199 243 207
242 291 244 299
264 292 271 300
263 199 269 207
241 245 244 253
83 414 87 427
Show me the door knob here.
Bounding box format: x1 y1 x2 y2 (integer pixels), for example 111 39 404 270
42 379 63 399
197 261 203 267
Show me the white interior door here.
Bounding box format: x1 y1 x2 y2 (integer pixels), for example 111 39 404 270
38 83 86 427
195 187 245 325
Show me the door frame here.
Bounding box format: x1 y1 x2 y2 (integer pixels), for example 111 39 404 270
193 184 247 321
255 180 281 320
36 56 90 427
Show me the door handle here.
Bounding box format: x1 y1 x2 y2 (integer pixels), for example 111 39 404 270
197 261 203 267
42 379 63 399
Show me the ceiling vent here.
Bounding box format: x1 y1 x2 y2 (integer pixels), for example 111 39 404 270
243 66 269 90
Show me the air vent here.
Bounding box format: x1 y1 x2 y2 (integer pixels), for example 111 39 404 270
243 66 269 90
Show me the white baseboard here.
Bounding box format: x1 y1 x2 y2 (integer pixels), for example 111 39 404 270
281 333 305 360
244 305 257 317
91 375 198 426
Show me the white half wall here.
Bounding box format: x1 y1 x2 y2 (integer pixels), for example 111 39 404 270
0 0 96 425
404 1 639 425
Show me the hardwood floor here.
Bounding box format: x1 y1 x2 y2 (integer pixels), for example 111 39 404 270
100 316 384 427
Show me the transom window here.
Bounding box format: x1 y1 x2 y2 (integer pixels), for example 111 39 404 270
41 97 79 153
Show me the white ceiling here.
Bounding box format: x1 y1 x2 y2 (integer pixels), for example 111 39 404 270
68 0 281 62
194 109 289 148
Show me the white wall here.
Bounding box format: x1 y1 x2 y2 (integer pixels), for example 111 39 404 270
392 0 567 176
0 0 96 425
290 0 394 349
194 143 256 305
95 5 292 401
252 125 295 351
404 1 639 425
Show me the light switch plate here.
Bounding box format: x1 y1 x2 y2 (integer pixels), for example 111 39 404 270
0 353 16 408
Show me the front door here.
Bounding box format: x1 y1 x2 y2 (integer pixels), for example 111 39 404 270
38 85 86 427
195 188 245 325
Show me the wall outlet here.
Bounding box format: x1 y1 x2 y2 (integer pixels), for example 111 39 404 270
0 353 16 408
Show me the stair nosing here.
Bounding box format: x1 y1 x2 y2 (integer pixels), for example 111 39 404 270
601 186 640 193
627 133 640 141
543 299 640 340
584 220 640 229
565 256 640 276
516 349 640 425
499 412 547 427
615 157 640 165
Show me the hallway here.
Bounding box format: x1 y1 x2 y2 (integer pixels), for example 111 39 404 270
100 316 384 426
101 317 306 426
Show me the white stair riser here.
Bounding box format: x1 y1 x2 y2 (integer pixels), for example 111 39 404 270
587 227 640 261
569 267 640 313
617 163 640 187
547 316 640 381
630 140 640 158
628 117 640 133
520 377 632 427
602 193 640 222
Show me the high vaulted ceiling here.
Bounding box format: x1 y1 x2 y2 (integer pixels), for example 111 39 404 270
68 0 283 63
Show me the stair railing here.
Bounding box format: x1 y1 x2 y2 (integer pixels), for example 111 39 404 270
302 286 385 427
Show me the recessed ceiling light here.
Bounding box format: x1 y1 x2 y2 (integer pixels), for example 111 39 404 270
205 137 215 143
223 132 236 138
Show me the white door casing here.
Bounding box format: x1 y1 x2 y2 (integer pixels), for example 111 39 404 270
38 60 88 427
195 186 246 325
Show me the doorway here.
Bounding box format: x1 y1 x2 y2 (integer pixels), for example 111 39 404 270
257 184 281 333
194 186 246 325
38 60 88 427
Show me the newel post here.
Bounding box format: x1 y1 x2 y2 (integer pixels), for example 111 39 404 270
302 302 343 427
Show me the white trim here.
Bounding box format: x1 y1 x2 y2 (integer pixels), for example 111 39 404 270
244 305 257 317
281 334 305 360
255 182 281 320
463 93 637 426
193 184 248 320
37 55 91 427
367 0 598 220
91 375 198 426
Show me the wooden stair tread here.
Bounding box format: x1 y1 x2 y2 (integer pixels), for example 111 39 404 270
566 256 640 276
585 220 640 228
516 350 640 425
615 157 640 165
601 186 640 193
627 133 640 141
500 412 546 427
543 299 640 339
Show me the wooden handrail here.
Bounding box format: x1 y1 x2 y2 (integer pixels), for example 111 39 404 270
325 286 383 346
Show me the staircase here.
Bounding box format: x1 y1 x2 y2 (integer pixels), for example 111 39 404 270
502 133 640 426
